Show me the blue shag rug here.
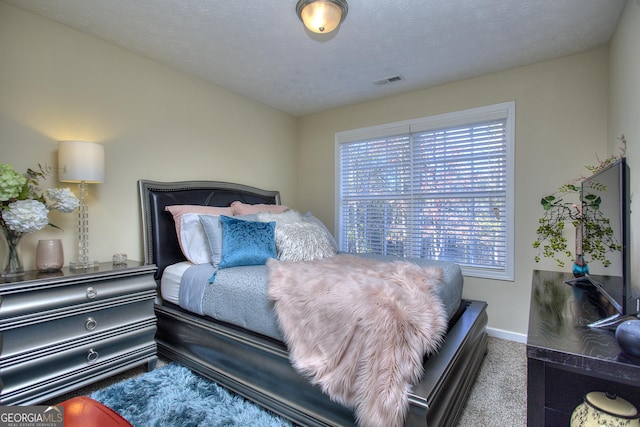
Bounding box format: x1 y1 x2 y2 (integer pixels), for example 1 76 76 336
90 363 293 427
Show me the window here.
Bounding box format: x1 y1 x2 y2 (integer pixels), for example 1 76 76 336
335 102 514 280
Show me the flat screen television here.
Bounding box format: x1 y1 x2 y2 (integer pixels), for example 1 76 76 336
569 157 637 327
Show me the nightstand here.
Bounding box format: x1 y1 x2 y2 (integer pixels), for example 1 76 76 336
0 261 158 405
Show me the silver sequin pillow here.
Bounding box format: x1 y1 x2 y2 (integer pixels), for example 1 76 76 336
275 222 337 262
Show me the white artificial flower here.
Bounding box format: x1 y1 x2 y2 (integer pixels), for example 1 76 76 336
46 187 79 213
2 199 50 233
0 164 79 236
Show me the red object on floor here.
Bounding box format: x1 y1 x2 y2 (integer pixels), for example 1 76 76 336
58 396 132 427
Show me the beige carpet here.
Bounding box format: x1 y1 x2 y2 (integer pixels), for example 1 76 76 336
456 336 527 426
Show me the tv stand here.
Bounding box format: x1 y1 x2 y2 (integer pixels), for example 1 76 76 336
527 270 640 426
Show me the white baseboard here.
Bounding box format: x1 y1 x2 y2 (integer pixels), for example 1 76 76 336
487 327 527 343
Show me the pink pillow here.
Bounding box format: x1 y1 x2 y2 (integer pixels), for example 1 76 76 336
166 205 234 263
230 201 290 216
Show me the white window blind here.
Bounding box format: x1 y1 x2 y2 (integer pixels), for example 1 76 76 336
336 102 514 280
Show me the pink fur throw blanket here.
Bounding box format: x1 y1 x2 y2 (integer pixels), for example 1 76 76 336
267 254 448 427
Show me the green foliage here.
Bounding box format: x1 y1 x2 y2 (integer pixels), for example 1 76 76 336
532 136 626 268
533 186 581 268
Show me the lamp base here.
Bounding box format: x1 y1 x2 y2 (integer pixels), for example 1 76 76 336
69 260 100 270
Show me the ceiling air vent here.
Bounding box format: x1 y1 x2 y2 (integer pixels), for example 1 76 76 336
373 75 404 85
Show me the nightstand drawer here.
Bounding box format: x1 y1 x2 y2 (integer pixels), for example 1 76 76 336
0 296 155 361
0 273 156 319
0 323 157 404
0 262 158 405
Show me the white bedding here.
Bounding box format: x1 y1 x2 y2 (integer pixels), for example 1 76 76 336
161 261 191 305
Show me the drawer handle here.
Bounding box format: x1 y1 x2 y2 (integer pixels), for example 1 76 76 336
86 287 97 300
85 317 97 331
87 348 99 363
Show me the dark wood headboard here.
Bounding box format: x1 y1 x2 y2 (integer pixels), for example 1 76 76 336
138 179 280 281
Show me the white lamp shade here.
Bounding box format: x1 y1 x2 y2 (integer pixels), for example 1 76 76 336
58 140 105 183
298 0 345 33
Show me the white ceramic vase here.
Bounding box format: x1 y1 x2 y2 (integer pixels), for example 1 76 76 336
571 392 640 427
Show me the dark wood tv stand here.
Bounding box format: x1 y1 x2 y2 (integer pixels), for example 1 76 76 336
527 270 640 426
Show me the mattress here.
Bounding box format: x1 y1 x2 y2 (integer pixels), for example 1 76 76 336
161 261 189 305
161 255 464 342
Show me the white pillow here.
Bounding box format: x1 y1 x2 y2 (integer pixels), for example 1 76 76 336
175 213 215 264
165 205 233 264
275 222 337 262
302 211 339 252
256 210 304 225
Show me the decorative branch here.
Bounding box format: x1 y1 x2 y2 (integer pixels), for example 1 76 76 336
532 135 626 268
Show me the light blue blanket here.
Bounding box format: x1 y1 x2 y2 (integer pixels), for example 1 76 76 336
179 255 463 342
180 263 284 340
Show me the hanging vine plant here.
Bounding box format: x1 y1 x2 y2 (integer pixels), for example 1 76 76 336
532 136 626 268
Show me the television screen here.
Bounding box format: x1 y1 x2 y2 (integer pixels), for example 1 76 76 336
580 158 637 318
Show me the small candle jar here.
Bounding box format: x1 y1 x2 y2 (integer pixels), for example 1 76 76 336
112 253 127 266
35 239 64 272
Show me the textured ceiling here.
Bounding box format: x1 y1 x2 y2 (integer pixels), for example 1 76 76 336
6 0 626 116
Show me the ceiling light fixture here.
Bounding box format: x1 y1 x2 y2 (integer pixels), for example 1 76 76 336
296 0 348 34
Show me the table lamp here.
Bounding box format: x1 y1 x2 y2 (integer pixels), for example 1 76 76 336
58 140 105 270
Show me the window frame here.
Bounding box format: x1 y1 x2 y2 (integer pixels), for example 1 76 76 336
334 101 515 281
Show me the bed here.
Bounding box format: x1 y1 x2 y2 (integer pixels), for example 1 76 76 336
138 179 488 427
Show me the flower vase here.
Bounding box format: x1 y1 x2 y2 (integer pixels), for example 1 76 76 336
2 227 25 277
572 223 589 278
36 239 64 272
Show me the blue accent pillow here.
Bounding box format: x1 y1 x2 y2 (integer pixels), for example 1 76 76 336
200 214 260 268
219 215 277 269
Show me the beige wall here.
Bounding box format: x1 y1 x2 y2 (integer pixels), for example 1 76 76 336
3 0 637 337
0 2 298 269
609 0 640 296
298 49 611 336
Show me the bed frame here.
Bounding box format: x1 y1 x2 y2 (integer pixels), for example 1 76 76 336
138 179 488 427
